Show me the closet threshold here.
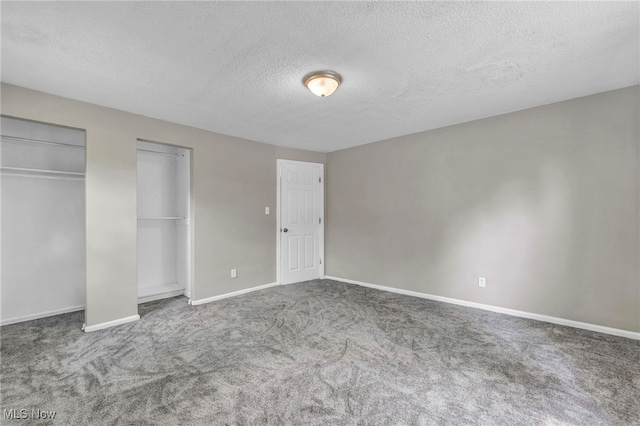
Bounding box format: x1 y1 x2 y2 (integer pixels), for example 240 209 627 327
138 216 185 220
138 282 184 304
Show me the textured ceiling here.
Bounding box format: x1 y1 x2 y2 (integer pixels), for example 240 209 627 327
1 2 638 153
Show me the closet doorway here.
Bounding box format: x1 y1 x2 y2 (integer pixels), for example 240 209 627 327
1 116 86 325
136 140 192 304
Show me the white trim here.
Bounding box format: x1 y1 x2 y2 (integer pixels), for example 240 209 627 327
82 314 140 332
276 159 325 285
0 305 84 326
325 276 640 340
319 163 325 279
189 282 279 306
276 161 281 285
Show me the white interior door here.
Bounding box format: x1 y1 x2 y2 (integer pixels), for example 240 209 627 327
278 160 324 285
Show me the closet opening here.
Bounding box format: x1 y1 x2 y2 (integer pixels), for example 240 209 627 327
1 115 86 325
136 140 192 304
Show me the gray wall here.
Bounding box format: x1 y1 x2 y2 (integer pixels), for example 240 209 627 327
3 82 637 333
327 86 639 332
1 83 325 327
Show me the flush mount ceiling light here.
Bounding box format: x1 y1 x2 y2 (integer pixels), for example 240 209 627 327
303 71 342 97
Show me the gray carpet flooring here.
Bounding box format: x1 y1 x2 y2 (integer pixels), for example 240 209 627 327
1 279 638 425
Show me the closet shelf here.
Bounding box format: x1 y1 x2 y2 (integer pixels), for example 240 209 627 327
1 166 85 176
1 135 85 149
137 148 183 157
138 216 185 220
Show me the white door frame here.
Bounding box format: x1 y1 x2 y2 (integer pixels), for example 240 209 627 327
276 159 325 285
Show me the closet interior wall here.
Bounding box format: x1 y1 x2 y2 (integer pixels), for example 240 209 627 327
137 140 191 303
1 116 86 325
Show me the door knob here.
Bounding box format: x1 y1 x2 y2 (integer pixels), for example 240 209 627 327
283 228 288 232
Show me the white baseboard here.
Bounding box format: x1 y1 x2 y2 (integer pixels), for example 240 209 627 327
82 314 140 332
324 275 640 340
190 282 279 306
1 305 85 326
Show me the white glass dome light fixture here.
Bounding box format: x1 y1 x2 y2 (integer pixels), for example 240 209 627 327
303 71 342 97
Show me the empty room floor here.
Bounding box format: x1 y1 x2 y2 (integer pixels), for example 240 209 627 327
1 280 638 425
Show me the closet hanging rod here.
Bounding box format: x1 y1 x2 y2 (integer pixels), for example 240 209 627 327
1 135 85 149
1 166 85 176
137 148 183 157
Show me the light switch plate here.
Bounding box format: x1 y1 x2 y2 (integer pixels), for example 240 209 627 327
265 207 270 215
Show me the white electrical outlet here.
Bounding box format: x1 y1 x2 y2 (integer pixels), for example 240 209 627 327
265 207 270 215
478 276 486 288
231 269 237 278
